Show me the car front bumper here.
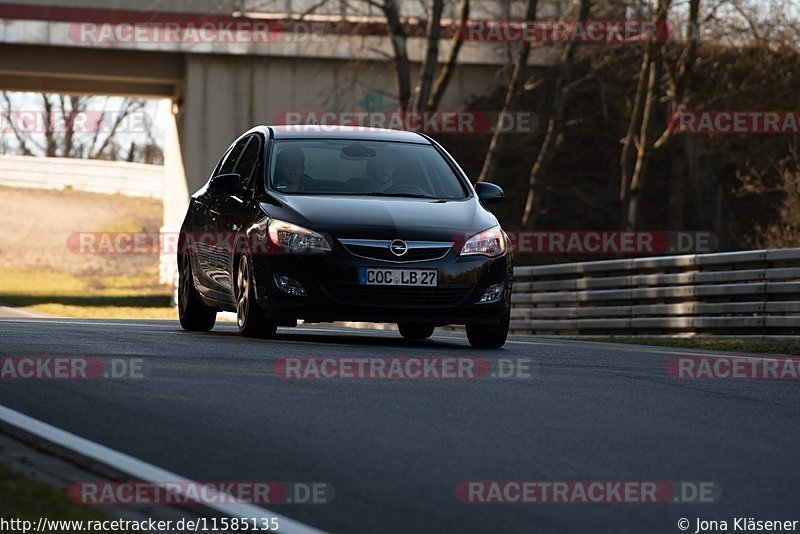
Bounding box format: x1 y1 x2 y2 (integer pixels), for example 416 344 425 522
249 247 512 326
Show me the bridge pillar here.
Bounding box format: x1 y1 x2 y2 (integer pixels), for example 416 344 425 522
161 102 190 287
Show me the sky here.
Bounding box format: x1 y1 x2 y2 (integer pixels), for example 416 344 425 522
0 91 168 161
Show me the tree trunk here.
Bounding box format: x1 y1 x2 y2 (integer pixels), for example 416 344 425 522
382 0 412 112
427 0 469 111
619 48 650 212
412 0 444 111
520 0 592 228
476 0 538 183
624 0 671 230
41 93 58 158
666 0 701 229
626 57 658 229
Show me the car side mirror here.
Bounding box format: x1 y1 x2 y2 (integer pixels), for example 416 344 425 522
475 182 504 204
209 173 243 195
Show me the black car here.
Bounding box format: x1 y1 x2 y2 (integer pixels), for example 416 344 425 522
177 125 513 348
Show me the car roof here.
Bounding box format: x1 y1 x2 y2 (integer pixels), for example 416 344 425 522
268 125 430 144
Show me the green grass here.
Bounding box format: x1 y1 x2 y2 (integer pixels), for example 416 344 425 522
0 463 117 526
0 268 175 320
586 337 800 356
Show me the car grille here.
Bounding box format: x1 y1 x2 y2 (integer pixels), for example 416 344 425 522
322 282 473 308
339 239 453 263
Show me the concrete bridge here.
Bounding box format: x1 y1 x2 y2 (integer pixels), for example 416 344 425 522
0 0 559 283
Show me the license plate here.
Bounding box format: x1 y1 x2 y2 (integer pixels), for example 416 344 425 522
358 267 438 287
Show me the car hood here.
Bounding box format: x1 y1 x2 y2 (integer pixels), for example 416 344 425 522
260 195 497 242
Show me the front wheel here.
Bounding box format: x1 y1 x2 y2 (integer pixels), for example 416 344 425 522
398 323 435 340
178 255 217 332
466 310 509 349
236 255 277 338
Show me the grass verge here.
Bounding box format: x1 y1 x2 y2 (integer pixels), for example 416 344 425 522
0 268 175 320
0 462 117 526
585 337 800 356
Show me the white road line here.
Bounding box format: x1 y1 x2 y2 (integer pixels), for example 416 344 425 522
0 404 326 534
0 306 49 319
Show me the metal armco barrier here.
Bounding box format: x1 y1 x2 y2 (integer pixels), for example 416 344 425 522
511 248 800 337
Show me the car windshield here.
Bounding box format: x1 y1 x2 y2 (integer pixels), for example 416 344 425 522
267 139 469 199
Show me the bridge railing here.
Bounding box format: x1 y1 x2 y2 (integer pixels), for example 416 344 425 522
511 248 800 337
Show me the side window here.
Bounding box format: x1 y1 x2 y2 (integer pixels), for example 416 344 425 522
235 137 262 191
218 138 249 176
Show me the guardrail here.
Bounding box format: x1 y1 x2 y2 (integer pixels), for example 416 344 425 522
0 154 164 198
511 248 800 337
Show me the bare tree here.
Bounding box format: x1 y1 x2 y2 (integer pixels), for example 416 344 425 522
377 0 414 110
427 0 469 111
87 98 146 160
476 0 539 184
618 42 650 212
520 0 593 228
660 0 701 229
1 92 149 161
366 0 469 112
622 0 672 229
2 92 34 156
410 0 445 111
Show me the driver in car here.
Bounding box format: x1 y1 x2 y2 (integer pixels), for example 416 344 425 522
274 147 312 193
366 154 399 193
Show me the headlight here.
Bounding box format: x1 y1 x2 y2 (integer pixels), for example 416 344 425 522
250 217 331 254
460 226 506 257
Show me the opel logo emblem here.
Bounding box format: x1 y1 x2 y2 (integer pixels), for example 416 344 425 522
389 239 408 257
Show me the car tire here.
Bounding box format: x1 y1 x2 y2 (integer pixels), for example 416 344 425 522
466 310 509 349
398 323 435 340
236 255 278 338
178 254 217 332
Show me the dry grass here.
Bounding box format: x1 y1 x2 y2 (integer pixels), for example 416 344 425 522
0 186 174 319
0 186 162 277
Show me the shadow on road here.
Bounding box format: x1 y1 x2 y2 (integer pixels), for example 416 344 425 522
183 326 477 351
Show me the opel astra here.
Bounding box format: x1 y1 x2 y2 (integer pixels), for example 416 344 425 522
177 126 513 348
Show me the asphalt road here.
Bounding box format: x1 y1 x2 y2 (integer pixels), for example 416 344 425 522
0 318 798 533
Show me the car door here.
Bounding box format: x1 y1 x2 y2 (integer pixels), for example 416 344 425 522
215 134 264 293
198 137 249 297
